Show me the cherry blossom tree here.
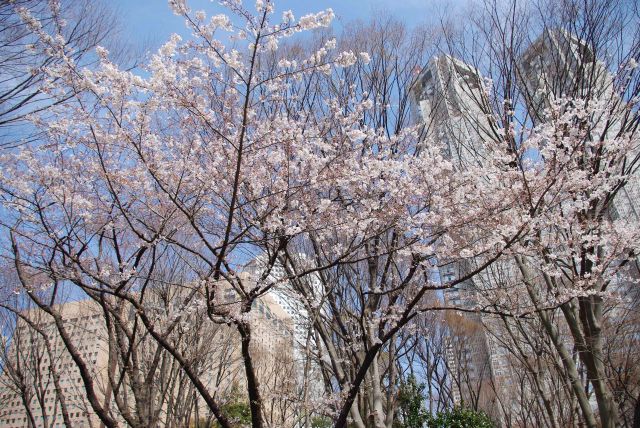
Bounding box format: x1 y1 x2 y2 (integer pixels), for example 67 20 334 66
0 1 532 426
1 1 345 426
1 1 638 428
0 0 124 148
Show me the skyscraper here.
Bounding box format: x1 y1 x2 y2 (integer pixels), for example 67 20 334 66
520 29 616 123
413 55 498 169
412 29 639 426
520 28 640 353
0 287 295 428
413 55 510 424
521 28 639 225
244 254 326 404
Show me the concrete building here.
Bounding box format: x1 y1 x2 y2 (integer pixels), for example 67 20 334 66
0 301 110 428
520 28 640 296
520 29 616 124
413 29 639 426
521 29 640 224
413 55 511 424
0 287 294 428
244 254 326 403
413 55 499 168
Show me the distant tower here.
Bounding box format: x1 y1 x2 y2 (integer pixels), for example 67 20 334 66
520 29 639 232
413 55 498 169
520 29 640 325
520 29 616 124
413 55 508 425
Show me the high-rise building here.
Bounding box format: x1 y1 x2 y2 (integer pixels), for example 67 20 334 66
413 55 511 424
244 254 326 403
0 287 294 428
413 55 498 169
521 29 639 226
413 29 639 426
520 29 616 123
521 28 640 306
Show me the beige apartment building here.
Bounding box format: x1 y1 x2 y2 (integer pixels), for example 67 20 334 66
0 286 294 428
0 300 109 428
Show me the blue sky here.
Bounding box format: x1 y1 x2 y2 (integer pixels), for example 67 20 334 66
111 0 462 52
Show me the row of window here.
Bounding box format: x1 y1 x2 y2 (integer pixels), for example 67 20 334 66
2 382 87 411
1 411 89 428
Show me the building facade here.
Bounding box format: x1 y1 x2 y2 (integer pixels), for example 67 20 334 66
520 28 640 303
413 55 512 425
0 301 110 428
413 28 640 427
0 287 294 428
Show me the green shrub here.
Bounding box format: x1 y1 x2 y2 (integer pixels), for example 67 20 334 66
426 406 495 428
311 415 333 428
394 375 430 428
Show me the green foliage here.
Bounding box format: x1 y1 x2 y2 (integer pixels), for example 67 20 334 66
426 406 495 428
393 374 494 428
311 415 333 428
394 374 430 428
211 383 252 427
221 401 251 425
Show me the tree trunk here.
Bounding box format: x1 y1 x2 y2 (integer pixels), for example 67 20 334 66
237 321 264 428
576 296 618 428
632 390 640 428
515 256 598 428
